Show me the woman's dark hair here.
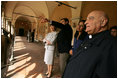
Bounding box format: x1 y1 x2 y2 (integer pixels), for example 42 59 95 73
79 20 86 30
79 20 86 23
74 20 87 40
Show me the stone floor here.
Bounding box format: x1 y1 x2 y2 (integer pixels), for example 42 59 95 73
6 36 61 78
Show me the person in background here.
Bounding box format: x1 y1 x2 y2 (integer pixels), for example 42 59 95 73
27 29 31 42
43 25 57 78
69 20 88 56
32 29 35 42
110 26 117 37
63 10 117 78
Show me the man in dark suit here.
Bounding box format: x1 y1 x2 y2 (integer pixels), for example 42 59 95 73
62 10 117 78
41 18 73 76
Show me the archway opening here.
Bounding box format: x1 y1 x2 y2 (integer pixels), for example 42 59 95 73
15 16 31 36
19 28 24 36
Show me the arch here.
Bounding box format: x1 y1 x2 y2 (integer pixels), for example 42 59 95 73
12 5 38 26
15 16 32 36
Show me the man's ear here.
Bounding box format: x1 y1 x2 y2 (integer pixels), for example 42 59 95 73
101 19 108 27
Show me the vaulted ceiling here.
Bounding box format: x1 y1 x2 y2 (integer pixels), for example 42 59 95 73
3 1 82 25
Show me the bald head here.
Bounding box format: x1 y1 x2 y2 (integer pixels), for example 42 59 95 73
85 10 109 35
90 10 109 24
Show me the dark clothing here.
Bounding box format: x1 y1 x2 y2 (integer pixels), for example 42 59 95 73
72 31 88 54
51 21 73 53
74 30 88 40
63 30 117 78
32 32 34 42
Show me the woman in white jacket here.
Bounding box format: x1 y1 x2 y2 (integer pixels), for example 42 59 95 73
43 25 57 78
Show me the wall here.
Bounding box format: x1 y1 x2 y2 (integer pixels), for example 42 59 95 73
51 1 72 22
81 1 117 28
37 18 47 41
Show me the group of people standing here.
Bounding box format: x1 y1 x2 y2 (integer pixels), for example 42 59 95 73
42 18 72 78
27 29 35 42
41 10 117 78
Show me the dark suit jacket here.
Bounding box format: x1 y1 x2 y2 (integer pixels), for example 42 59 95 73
51 21 73 53
63 30 117 78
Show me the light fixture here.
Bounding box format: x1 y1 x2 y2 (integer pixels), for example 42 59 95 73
55 1 77 9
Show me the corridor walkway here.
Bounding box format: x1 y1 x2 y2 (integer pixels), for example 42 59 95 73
6 36 61 78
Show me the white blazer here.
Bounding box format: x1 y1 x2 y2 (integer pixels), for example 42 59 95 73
43 31 57 51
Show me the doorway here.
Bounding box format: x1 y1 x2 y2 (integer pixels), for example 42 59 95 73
19 28 24 36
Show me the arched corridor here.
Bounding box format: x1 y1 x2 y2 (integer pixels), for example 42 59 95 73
1 1 117 78
6 36 60 78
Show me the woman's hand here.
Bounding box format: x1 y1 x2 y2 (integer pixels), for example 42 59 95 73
46 40 51 45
